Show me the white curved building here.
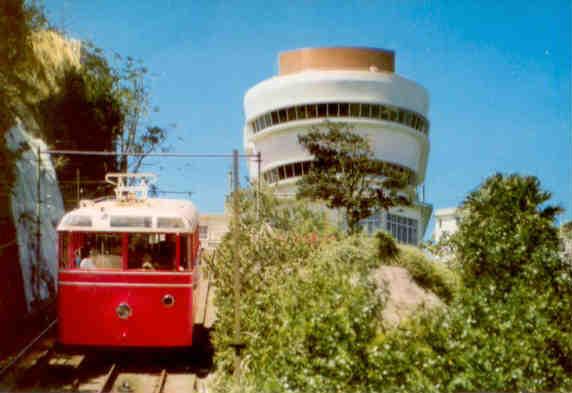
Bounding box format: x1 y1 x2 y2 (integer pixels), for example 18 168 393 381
243 47 432 244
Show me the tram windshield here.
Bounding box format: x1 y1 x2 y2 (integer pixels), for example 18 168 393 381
59 232 190 271
128 233 177 270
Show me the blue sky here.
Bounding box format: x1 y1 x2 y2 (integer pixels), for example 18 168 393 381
43 0 571 236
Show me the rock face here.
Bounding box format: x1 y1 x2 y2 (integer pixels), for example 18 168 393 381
0 30 80 318
5 119 64 310
372 266 443 328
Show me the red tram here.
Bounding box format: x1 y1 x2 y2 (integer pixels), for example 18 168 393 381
56 174 200 347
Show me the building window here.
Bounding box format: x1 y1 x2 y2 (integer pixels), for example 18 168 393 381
327 103 339 117
249 102 429 136
386 213 418 245
199 225 208 240
262 160 414 186
350 103 360 117
360 212 383 234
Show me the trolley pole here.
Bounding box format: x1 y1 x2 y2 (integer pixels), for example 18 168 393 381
231 149 242 376
35 146 42 303
76 168 80 205
256 151 261 221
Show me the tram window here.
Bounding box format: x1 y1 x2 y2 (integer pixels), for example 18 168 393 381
128 233 177 270
278 109 287 123
287 107 296 121
110 216 152 228
339 103 349 116
62 215 92 227
66 233 122 269
296 105 307 119
317 104 327 117
360 104 371 117
180 235 189 270
59 233 70 268
157 217 185 229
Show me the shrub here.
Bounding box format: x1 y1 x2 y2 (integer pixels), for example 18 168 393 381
209 189 383 392
382 241 460 303
366 174 572 392
375 230 399 260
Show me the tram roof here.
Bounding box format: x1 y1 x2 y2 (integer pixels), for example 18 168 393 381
57 198 199 233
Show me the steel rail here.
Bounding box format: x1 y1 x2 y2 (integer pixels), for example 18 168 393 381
97 363 118 393
152 369 168 393
0 319 57 378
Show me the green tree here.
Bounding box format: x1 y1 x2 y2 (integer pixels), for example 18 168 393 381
297 122 410 234
113 55 167 173
452 173 563 287
0 0 48 130
367 173 572 392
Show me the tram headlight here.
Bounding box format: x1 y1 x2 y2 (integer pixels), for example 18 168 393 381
116 303 132 319
162 294 175 308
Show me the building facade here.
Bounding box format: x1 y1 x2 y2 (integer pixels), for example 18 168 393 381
243 47 432 244
432 207 461 243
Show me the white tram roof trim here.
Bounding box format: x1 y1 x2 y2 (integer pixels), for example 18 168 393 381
57 198 199 233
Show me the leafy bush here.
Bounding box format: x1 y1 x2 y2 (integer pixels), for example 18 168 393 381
210 189 384 392
210 174 572 392
375 230 399 260
367 173 572 392
379 236 460 303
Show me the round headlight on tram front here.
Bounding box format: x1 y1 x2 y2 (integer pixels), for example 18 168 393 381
116 303 132 319
162 294 175 308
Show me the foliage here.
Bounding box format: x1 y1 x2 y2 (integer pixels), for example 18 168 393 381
561 220 572 240
37 44 123 206
0 0 49 198
452 173 562 287
367 173 572 392
375 230 399 260
1 0 46 128
297 122 410 234
210 174 572 393
111 55 168 172
209 188 386 392
388 243 460 303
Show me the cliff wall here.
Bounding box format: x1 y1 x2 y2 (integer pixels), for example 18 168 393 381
0 30 80 323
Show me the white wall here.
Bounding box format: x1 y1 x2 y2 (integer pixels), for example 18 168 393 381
433 208 461 242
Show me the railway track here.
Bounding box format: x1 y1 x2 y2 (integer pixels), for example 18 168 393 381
0 324 214 393
1 267 216 392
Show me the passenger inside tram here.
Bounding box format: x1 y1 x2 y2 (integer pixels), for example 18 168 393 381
128 233 176 270
80 249 96 269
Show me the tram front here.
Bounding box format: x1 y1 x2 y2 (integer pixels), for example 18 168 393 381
56 174 201 347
